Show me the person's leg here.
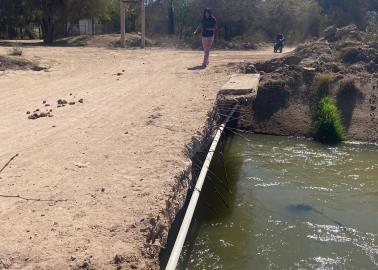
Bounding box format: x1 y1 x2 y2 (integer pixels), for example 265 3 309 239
202 37 209 66
203 36 214 65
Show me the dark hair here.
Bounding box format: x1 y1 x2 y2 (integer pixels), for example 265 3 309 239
203 8 213 21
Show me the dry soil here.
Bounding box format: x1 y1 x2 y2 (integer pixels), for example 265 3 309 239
0 46 284 270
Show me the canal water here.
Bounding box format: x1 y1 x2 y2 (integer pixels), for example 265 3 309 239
178 134 378 269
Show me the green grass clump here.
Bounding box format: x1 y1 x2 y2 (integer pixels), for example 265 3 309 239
313 73 333 99
314 96 345 144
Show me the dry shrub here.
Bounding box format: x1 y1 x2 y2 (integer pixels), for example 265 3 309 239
313 73 334 98
8 47 23 56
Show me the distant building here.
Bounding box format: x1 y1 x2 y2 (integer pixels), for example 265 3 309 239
67 19 95 35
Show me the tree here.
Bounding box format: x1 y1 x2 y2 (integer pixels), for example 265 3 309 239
317 0 372 27
0 0 114 43
2 0 377 44
36 0 113 43
366 11 378 42
0 0 39 39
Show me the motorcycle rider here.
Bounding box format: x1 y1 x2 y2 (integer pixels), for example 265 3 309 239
274 33 285 52
276 33 285 47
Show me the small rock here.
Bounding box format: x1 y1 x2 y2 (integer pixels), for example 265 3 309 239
81 262 90 269
245 64 257 74
78 98 83 103
45 103 50 107
35 109 39 112
70 93 73 96
117 73 122 76
26 111 30 114
74 162 89 168
70 256 76 261
371 106 376 111
43 100 46 104
149 218 156 226
28 113 39 120
57 99 67 105
114 254 124 264
69 102 75 105
101 188 105 192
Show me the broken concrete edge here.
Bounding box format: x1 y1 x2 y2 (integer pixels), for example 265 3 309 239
218 73 261 108
219 73 260 96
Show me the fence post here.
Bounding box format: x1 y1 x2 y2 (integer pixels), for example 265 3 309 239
141 0 145 48
120 0 126 47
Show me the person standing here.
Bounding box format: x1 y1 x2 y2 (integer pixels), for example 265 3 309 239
194 8 217 67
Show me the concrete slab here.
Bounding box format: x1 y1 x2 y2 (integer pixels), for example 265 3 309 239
220 73 260 96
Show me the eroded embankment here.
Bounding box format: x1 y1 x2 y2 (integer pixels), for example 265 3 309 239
236 25 378 143
142 103 230 269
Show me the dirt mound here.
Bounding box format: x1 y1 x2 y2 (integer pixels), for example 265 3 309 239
252 25 377 75
54 33 156 48
324 24 365 42
0 55 45 71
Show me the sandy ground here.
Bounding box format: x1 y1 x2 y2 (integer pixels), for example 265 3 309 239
0 46 282 269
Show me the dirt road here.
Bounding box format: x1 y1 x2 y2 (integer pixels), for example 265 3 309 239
0 46 282 269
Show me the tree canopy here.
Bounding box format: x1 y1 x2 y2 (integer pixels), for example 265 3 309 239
0 0 377 43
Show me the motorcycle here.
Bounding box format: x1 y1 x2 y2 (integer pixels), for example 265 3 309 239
274 39 284 53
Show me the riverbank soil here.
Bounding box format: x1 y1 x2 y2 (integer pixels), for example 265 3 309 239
0 46 285 269
240 25 378 142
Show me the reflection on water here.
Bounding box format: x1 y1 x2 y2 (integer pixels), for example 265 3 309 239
178 134 378 270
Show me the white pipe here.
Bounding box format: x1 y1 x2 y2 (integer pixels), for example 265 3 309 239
165 105 238 270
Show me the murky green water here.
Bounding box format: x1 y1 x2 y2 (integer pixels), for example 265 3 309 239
178 134 378 270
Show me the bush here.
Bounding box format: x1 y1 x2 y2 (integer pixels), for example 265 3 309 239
366 11 378 43
8 47 23 56
340 47 367 64
314 96 345 144
313 73 333 98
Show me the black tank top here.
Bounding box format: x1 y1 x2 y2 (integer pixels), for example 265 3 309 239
202 17 217 37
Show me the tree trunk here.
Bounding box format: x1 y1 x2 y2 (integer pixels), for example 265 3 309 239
224 24 231 41
19 25 24 39
41 0 54 44
168 4 174 35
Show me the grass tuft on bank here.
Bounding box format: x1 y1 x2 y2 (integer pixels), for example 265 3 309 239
314 96 345 144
